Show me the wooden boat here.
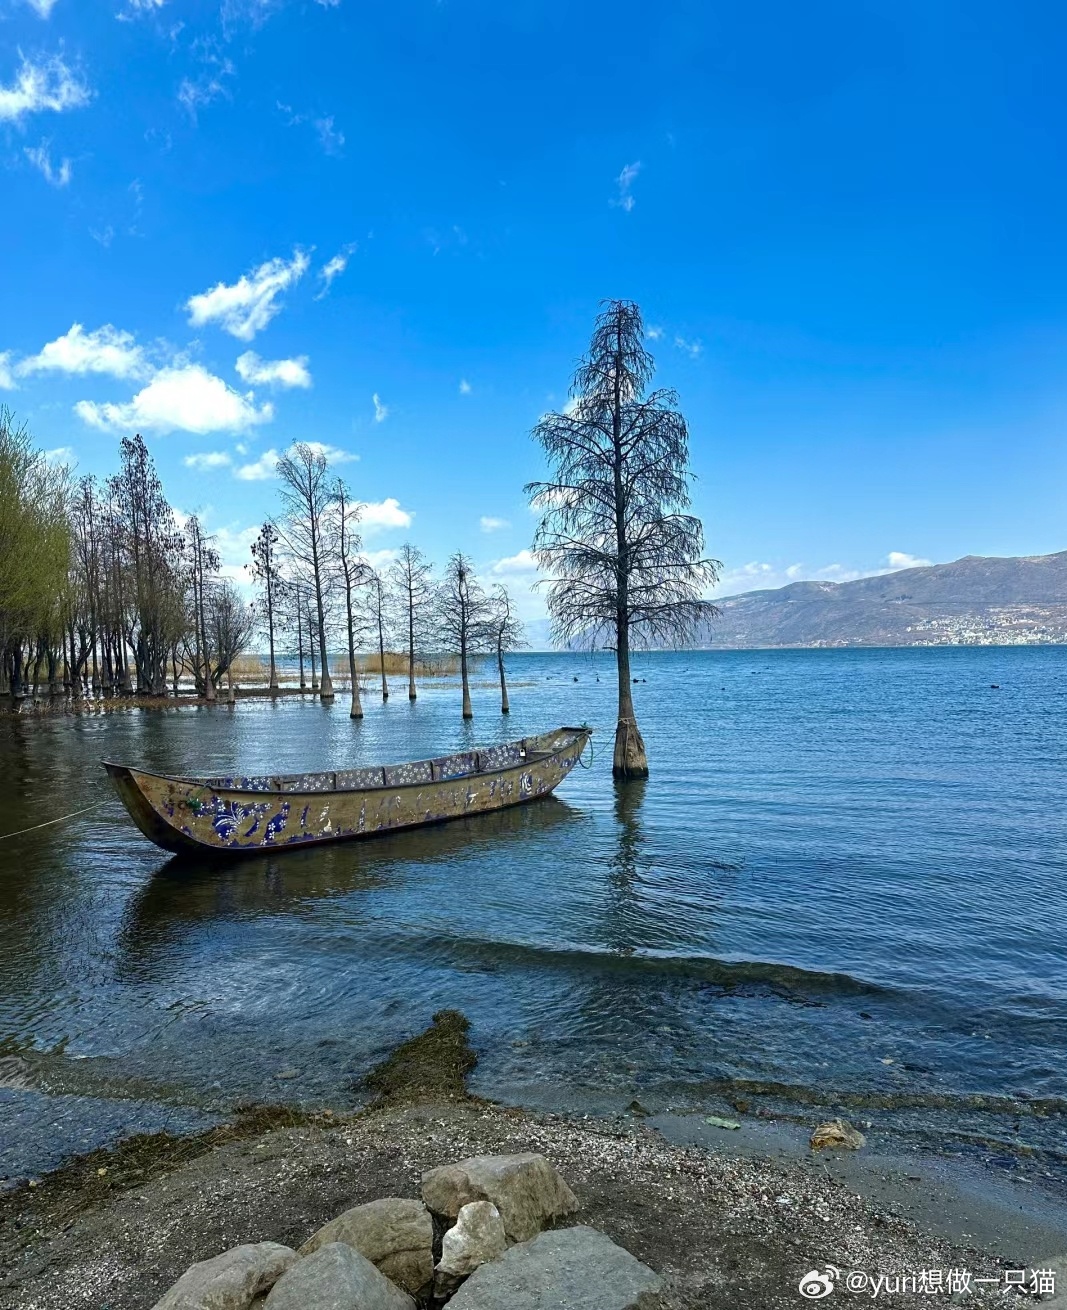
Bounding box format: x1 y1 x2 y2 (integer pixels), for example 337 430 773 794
103 726 591 857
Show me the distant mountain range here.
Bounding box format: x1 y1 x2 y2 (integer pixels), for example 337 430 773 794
701 551 1067 648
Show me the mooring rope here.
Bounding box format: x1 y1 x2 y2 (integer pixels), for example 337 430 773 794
0 801 106 842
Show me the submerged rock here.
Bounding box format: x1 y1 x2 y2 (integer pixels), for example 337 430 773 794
152 1241 297 1310
810 1118 866 1151
446 1225 662 1309
264 1243 414 1310
421 1153 578 1243
298 1197 432 1294
434 1200 507 1295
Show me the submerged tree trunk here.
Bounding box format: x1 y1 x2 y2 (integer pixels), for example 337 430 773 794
377 600 389 703
497 639 509 714
460 638 473 719
407 603 416 700
613 618 648 779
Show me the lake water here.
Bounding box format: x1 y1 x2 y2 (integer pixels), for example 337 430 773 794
1 648 1065 1190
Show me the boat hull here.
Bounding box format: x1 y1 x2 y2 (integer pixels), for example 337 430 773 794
103 727 590 858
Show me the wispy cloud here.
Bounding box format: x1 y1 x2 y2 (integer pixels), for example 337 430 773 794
278 101 344 155
673 335 702 359
713 552 937 599
183 450 232 470
480 516 509 533
177 51 235 119
24 0 60 18
372 392 388 423
459 378 472 395
76 363 273 435
646 325 663 340
0 354 18 390
0 54 91 123
186 249 310 340
492 549 538 576
234 448 279 481
18 323 149 380
315 244 354 298
610 160 641 212
234 440 356 481
235 350 311 389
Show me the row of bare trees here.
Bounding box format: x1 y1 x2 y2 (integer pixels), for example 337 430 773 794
247 442 524 719
1 413 524 712
1 418 253 701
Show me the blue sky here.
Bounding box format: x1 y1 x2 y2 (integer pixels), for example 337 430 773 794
3 0 1067 626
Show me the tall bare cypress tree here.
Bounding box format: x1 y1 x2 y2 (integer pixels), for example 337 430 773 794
275 444 337 701
250 522 281 693
437 552 490 719
333 480 364 719
527 299 720 778
389 543 432 700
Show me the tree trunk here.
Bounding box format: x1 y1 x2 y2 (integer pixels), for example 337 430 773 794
378 611 389 702
461 639 473 719
498 641 510 714
612 619 648 778
345 578 363 721
267 572 279 693
310 624 319 692
405 599 416 702
297 607 307 690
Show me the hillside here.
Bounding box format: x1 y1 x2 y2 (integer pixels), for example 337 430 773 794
702 551 1067 648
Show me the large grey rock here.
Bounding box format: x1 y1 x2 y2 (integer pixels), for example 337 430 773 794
434 1201 507 1295
264 1243 414 1310
298 1197 432 1293
421 1153 578 1243
447 1226 662 1309
152 1242 298 1310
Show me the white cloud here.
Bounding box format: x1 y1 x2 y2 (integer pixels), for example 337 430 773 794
610 161 640 212
459 378 472 395
0 353 15 390
315 116 343 153
359 547 400 572
359 497 412 535
186 249 309 340
44 445 74 463
235 350 311 389
75 364 273 435
887 551 932 570
24 0 60 16
235 440 356 480
304 440 358 464
480 516 509 533
234 449 279 481
177 56 234 118
646 325 663 341
314 246 354 298
0 54 91 123
25 141 70 186
712 553 940 599
19 323 148 380
184 450 232 470
492 549 538 576
372 392 388 423
674 335 702 359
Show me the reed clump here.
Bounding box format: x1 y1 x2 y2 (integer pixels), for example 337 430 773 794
226 653 270 683
331 653 460 678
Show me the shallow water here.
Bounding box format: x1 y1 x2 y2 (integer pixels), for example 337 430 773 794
1 648 1065 1186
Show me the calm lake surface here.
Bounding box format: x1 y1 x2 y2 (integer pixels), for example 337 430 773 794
1 648 1066 1187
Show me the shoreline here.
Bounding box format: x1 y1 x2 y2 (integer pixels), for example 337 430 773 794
2 1098 1061 1309
1 1016 1063 1308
